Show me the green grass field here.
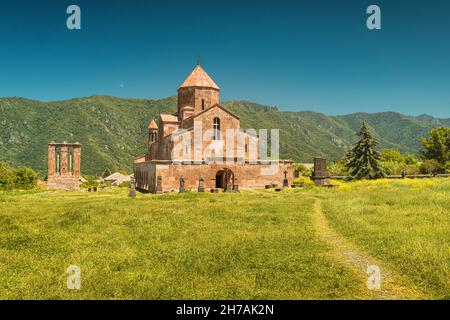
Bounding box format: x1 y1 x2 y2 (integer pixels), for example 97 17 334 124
0 179 449 299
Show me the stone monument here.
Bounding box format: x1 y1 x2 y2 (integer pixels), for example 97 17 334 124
223 169 235 193
198 177 205 192
311 157 331 186
283 170 289 187
179 176 185 193
47 141 82 190
155 175 163 194
129 176 136 198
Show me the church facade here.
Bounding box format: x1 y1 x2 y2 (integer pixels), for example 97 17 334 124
134 65 293 193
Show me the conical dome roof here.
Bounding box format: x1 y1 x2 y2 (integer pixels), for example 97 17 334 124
148 119 158 129
179 65 220 90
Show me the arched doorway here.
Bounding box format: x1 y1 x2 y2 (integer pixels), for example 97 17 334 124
215 170 224 188
215 168 235 191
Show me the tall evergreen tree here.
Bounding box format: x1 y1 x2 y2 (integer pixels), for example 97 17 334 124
345 122 385 179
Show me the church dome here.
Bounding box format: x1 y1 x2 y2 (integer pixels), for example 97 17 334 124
148 119 158 130
179 65 220 90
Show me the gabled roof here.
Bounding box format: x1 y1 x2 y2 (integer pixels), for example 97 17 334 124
104 172 127 181
179 65 220 90
186 104 240 121
148 119 158 129
160 114 179 123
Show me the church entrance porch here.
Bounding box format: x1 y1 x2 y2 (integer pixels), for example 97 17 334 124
215 168 236 192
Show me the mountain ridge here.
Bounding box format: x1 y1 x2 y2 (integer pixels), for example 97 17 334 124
0 95 448 176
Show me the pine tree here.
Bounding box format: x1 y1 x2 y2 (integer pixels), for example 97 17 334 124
345 122 385 180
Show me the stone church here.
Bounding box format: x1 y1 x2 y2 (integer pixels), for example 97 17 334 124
134 64 293 193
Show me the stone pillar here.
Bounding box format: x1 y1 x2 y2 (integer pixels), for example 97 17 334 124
73 145 81 178
47 143 56 177
56 153 60 175
48 143 56 177
60 145 69 176
69 153 73 175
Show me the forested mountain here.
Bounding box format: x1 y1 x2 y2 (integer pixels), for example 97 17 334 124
1 96 448 176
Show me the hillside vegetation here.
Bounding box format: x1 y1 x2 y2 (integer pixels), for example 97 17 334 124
0 96 448 175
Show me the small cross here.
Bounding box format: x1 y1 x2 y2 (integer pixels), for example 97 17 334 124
196 54 201 65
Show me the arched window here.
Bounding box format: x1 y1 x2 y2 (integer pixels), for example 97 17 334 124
202 99 205 110
213 117 220 140
149 131 157 143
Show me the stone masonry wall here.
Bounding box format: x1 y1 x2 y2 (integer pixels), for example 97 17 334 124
135 161 294 193
178 87 220 116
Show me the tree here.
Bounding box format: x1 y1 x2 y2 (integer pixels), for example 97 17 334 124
381 149 403 163
345 122 385 179
294 164 307 177
328 156 349 176
13 167 38 190
419 159 442 174
0 162 15 191
102 168 112 178
380 149 420 175
421 127 450 165
117 168 128 175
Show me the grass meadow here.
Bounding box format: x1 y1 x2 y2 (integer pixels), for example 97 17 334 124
0 178 448 299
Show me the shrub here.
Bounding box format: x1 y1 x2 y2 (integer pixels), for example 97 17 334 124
293 177 313 186
0 162 15 191
13 167 38 190
81 175 99 189
294 164 307 175
117 168 128 175
381 149 403 163
119 181 131 188
102 181 112 188
381 149 419 165
328 162 348 176
419 159 444 174
380 149 420 175
382 161 420 175
303 167 313 178
102 168 112 178
403 155 419 165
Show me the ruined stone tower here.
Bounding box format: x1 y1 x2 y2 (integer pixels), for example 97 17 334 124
47 141 82 190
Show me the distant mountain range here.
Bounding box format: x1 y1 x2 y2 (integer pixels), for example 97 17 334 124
0 95 448 176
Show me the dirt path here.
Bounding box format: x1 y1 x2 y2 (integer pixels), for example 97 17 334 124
312 199 425 300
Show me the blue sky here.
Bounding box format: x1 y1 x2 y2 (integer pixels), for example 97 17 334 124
0 0 449 117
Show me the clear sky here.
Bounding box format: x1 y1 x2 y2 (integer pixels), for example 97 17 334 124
0 0 449 117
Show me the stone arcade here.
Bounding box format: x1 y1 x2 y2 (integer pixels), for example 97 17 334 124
47 141 82 190
134 64 294 193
